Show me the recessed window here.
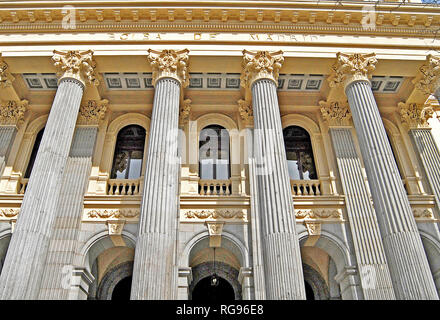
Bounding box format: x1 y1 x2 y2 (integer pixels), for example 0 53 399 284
199 125 230 180
110 125 146 179
283 126 317 180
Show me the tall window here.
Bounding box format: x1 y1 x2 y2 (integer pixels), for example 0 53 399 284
24 128 44 178
111 125 146 179
283 126 317 180
199 125 230 180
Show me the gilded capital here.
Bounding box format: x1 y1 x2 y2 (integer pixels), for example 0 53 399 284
398 101 435 129
319 100 352 127
238 99 253 125
77 99 108 126
52 50 98 86
241 50 284 88
0 100 27 126
179 98 191 126
414 55 440 96
328 53 377 90
0 55 14 88
147 49 189 87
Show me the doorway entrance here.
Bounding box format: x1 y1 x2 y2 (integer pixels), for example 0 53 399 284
111 275 133 300
192 275 235 302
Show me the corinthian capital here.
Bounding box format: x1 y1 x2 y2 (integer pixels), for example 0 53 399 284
0 100 28 126
52 50 98 86
319 100 351 127
241 50 284 88
398 101 435 129
77 99 108 126
328 53 377 90
0 54 15 88
147 49 189 87
414 55 440 96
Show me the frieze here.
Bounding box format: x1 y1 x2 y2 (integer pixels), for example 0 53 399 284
181 208 247 222
83 208 140 221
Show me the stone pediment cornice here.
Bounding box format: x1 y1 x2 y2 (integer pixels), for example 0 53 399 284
0 4 437 37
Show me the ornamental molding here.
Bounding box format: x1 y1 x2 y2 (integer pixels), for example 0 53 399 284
241 50 284 88
319 100 351 127
398 101 435 129
0 208 19 219
206 221 224 247
77 99 108 126
0 55 14 88
328 52 377 90
0 99 27 126
305 221 321 236
52 50 98 86
179 98 191 126
295 208 343 220
238 99 253 125
147 48 189 87
83 208 140 221
414 55 440 97
107 220 125 236
413 208 434 219
181 208 247 222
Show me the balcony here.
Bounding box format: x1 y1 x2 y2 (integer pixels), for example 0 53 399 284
198 179 232 196
290 179 322 196
107 178 143 196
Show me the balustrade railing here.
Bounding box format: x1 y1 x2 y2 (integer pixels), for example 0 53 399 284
199 179 232 195
107 178 143 195
18 178 29 194
290 179 321 196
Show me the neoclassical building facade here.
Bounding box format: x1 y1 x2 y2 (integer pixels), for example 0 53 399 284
0 0 439 300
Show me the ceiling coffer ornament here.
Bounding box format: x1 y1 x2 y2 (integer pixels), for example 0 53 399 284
179 98 191 126
52 50 98 86
241 50 284 88
77 99 108 125
414 55 440 96
398 101 435 129
0 54 14 88
147 49 189 88
0 100 28 126
328 52 377 90
319 100 351 126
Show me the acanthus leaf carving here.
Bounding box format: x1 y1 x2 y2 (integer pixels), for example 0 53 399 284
238 99 253 125
0 99 27 126
295 208 342 220
414 55 440 96
86 208 140 220
319 100 351 126
179 98 191 126
147 49 189 87
77 99 108 126
184 208 245 220
241 50 284 88
328 52 377 89
398 101 435 129
52 50 98 86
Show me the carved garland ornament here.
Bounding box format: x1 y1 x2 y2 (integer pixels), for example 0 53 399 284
86 208 140 219
295 208 342 220
52 50 98 86
413 208 433 218
398 102 435 129
328 52 377 89
415 55 440 96
0 100 27 126
0 208 19 218
147 49 189 87
319 100 351 126
0 55 14 87
241 50 284 88
77 99 108 125
184 209 245 220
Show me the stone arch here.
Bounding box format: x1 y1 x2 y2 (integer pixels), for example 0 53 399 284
303 263 330 300
102 113 151 175
281 114 330 189
190 113 240 181
96 261 133 300
14 114 48 174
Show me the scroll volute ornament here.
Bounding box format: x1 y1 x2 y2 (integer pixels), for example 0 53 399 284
241 50 284 88
52 50 98 86
147 49 189 88
414 55 440 96
328 52 377 90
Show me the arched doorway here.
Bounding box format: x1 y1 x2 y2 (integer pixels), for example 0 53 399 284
192 275 235 302
112 275 133 300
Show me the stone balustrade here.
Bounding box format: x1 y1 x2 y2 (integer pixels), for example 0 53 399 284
290 179 321 196
107 178 143 196
198 179 232 195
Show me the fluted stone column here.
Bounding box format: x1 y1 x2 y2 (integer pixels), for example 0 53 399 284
241 50 305 300
331 52 438 299
0 50 98 299
131 49 189 300
321 101 395 299
38 100 107 299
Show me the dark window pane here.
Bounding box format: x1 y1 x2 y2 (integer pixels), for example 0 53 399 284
199 125 230 180
25 128 44 178
111 125 146 179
